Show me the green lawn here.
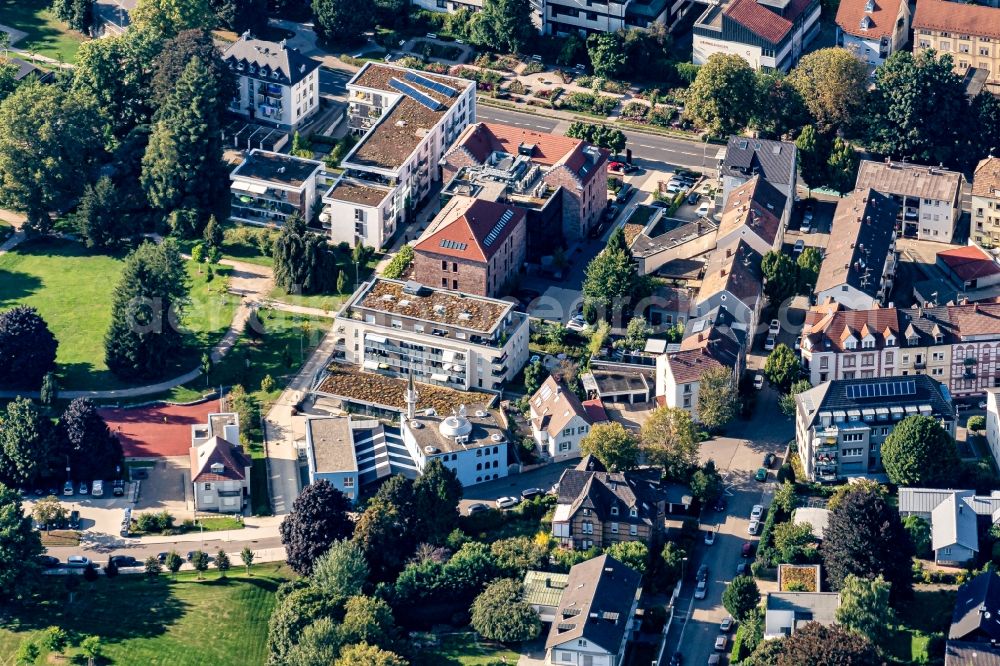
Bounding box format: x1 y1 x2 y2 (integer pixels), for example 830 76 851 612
266 285 347 312
885 587 955 663
0 239 238 391
412 633 521 666
0 0 86 62
0 564 293 665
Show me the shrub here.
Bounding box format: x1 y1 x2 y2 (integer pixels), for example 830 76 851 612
968 415 986 432
522 61 544 75
600 79 630 94
383 245 414 280
621 101 649 119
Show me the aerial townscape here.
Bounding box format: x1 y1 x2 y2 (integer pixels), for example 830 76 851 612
2 0 1000 665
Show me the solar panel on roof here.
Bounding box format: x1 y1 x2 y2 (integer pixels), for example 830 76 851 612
440 239 468 251
846 379 918 400
483 209 515 247
404 71 457 97
388 78 444 111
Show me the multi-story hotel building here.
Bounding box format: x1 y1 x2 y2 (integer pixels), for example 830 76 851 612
223 34 320 130
794 374 955 482
854 160 964 242
801 302 1000 397
321 63 476 249
333 277 529 393
229 150 324 227
692 0 821 71
913 0 1000 95
972 157 1000 249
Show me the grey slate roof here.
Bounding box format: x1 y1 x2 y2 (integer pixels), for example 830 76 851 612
814 189 899 297
946 641 1000 666
899 488 1000 517
720 136 797 189
545 554 641 651
931 491 979 553
223 35 319 87
950 571 1000 643
795 374 954 431
555 459 690 526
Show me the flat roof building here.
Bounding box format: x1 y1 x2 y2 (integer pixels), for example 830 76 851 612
230 149 324 227
854 159 964 242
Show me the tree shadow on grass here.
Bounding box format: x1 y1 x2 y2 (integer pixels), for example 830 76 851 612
0 268 43 306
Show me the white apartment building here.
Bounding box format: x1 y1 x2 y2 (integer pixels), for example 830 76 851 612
229 150 324 226
854 160 964 242
693 0 821 71
223 33 320 130
972 157 1000 249
333 277 529 393
189 413 251 513
528 376 594 461
321 63 476 249
545 0 688 36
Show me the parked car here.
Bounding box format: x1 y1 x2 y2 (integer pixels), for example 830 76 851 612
751 504 764 520
496 496 519 509
720 617 734 632
467 502 489 515
801 215 812 234
109 555 138 568
66 555 91 568
708 656 721 665
609 161 637 174
769 319 781 336
764 335 776 351
694 580 707 599
157 552 169 563
696 201 712 217
754 374 764 390
755 467 768 482
742 542 754 557
793 239 805 255
78 481 88 495
736 561 748 575
63 481 74 496
37 555 60 568
687 192 700 205
748 519 760 535
714 635 728 651
763 452 776 468
113 479 125 496
520 487 545 500
705 530 716 546
614 183 633 203
567 314 590 332
91 480 103 497
697 564 709 581
714 498 727 512
69 510 80 529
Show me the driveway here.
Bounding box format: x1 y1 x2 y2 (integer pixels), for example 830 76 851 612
459 460 575 512
133 457 192 516
660 388 793 665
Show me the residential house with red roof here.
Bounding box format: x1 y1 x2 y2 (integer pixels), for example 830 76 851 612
972 157 1000 249
412 196 526 297
189 413 251 514
835 0 910 69
441 122 609 258
692 0 821 71
936 245 1000 292
914 0 1000 95
529 376 598 461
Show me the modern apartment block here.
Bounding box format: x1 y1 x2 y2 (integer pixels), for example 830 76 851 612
913 0 1000 95
794 375 955 482
693 0 821 71
801 301 1000 397
835 0 910 69
412 196 527 298
333 277 529 393
229 149 324 226
322 63 476 249
544 0 689 36
854 159 964 242
441 123 609 253
972 157 1000 249
223 33 320 130
814 189 899 310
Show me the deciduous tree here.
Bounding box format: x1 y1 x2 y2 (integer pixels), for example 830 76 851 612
210 0 268 34
587 32 628 79
273 215 340 294
903 514 932 559
580 422 640 472
684 53 756 137
311 539 369 600
761 251 799 305
775 622 880 666
32 496 66 534
471 578 541 642
826 137 860 195
751 72 809 139
794 125 832 191
312 0 374 45
773 521 815 564
341 594 397 648
881 415 960 487
764 344 800 393
0 307 58 390
779 379 812 417
690 460 723 504
280 479 354 575
58 398 124 482
641 406 699 478
267 585 342 665
131 0 214 40
788 48 868 134
150 29 234 120
51 0 94 33
698 366 738 431
0 398 54 487
835 574 895 645
796 247 822 293
334 643 408 666
471 0 536 53
605 541 648 574
723 575 760 622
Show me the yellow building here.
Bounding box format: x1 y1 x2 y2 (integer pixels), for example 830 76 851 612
913 0 1000 94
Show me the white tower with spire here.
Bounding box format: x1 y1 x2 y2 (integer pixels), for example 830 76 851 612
405 365 419 420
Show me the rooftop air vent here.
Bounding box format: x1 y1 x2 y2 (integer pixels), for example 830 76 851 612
490 433 504 442
423 446 439 455
423 408 437 416
411 420 424 429
403 281 424 295
475 410 487 417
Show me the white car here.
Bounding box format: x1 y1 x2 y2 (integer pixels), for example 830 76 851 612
705 530 716 546
748 519 760 535
496 496 519 509
751 504 764 520
694 580 707 599
66 555 91 568
769 319 780 336
720 617 734 632
696 201 712 217
765 335 776 351
801 214 812 233
714 635 728 652
753 374 764 390
566 315 590 332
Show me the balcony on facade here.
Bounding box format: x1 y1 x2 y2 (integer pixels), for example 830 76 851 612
231 189 299 225
363 338 469 389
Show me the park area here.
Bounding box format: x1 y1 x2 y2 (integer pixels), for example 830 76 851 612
0 564 292 665
0 0 86 62
0 238 238 391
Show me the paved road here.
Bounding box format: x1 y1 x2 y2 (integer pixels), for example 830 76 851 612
459 460 575 512
320 67 351 98
475 105 718 172
661 387 793 665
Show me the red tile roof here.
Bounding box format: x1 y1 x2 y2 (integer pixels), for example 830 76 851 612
415 196 524 263
836 0 904 39
938 245 1000 283
973 157 1000 199
802 305 900 352
582 399 609 424
913 0 1000 41
666 349 726 384
726 0 794 44
190 436 250 483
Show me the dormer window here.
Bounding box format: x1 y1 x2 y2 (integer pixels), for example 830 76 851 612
629 507 638 518
935 334 944 344
611 506 619 516
860 16 872 29
862 337 875 349
886 336 896 347
845 338 857 350
907 335 919 346
864 0 874 11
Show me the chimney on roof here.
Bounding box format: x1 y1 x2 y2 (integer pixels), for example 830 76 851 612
726 247 732 258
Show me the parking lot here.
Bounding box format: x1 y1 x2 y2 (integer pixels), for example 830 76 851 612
133 457 192 515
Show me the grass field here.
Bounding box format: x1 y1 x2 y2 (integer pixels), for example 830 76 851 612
0 563 293 665
412 633 521 666
885 587 955 663
0 239 237 391
0 0 86 62
38 530 80 548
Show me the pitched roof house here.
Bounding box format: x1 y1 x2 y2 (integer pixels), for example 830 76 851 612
947 570 1000 664
695 239 764 331
529 376 595 461
898 488 1000 566
189 412 251 514
716 175 788 256
545 554 643 666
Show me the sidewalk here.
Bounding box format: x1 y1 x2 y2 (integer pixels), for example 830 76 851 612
43 546 288 575
132 515 282 545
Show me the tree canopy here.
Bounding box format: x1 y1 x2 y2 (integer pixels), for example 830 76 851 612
131 0 214 40
788 48 868 134
764 344 800 393
273 215 341 295
774 621 881 666
587 32 628 79
698 366 737 431
471 0 536 53
0 397 54 487
470 578 541 643
835 574 895 645
280 480 354 575
723 575 760 623
57 398 124 482
580 422 640 472
641 406 699 479
881 415 960 487
684 54 756 137
0 483 43 603
0 307 58 390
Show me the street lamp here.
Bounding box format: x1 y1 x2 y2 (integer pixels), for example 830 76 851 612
681 556 688 582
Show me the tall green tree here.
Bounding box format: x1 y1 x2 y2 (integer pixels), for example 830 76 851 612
684 53 756 137
341 595 397 649
774 622 880 666
103 241 188 379
835 574 895 645
826 137 860 195
820 482 912 597
273 215 340 294
641 406 699 479
587 32 628 79
279 479 354 575
788 48 868 134
51 0 94 33
903 515 932 559
582 248 635 322
723 575 760 622
0 82 103 231
778 379 812 417
312 0 374 45
0 483 43 603
334 644 407 666
141 57 227 232
267 585 343 665
698 366 737 431
690 460 723 504
0 398 54 487
150 29 235 120
968 92 1000 169
881 415 960 487
412 459 463 545
764 344 800 393
75 177 132 251
580 422 640 472
0 61 19 104
470 578 541 643
57 398 124 483
210 0 268 34
761 251 799 304
796 247 822 293
751 72 809 139
471 0 536 53
605 541 649 574
794 125 832 190
131 0 214 40
311 539 369 600
0 307 59 390
866 50 968 168
773 521 815 563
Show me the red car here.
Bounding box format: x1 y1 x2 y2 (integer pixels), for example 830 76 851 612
608 161 637 174
742 542 754 558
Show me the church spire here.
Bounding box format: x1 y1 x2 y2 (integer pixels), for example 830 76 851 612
405 365 419 420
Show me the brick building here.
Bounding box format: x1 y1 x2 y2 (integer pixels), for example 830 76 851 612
412 196 526 298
